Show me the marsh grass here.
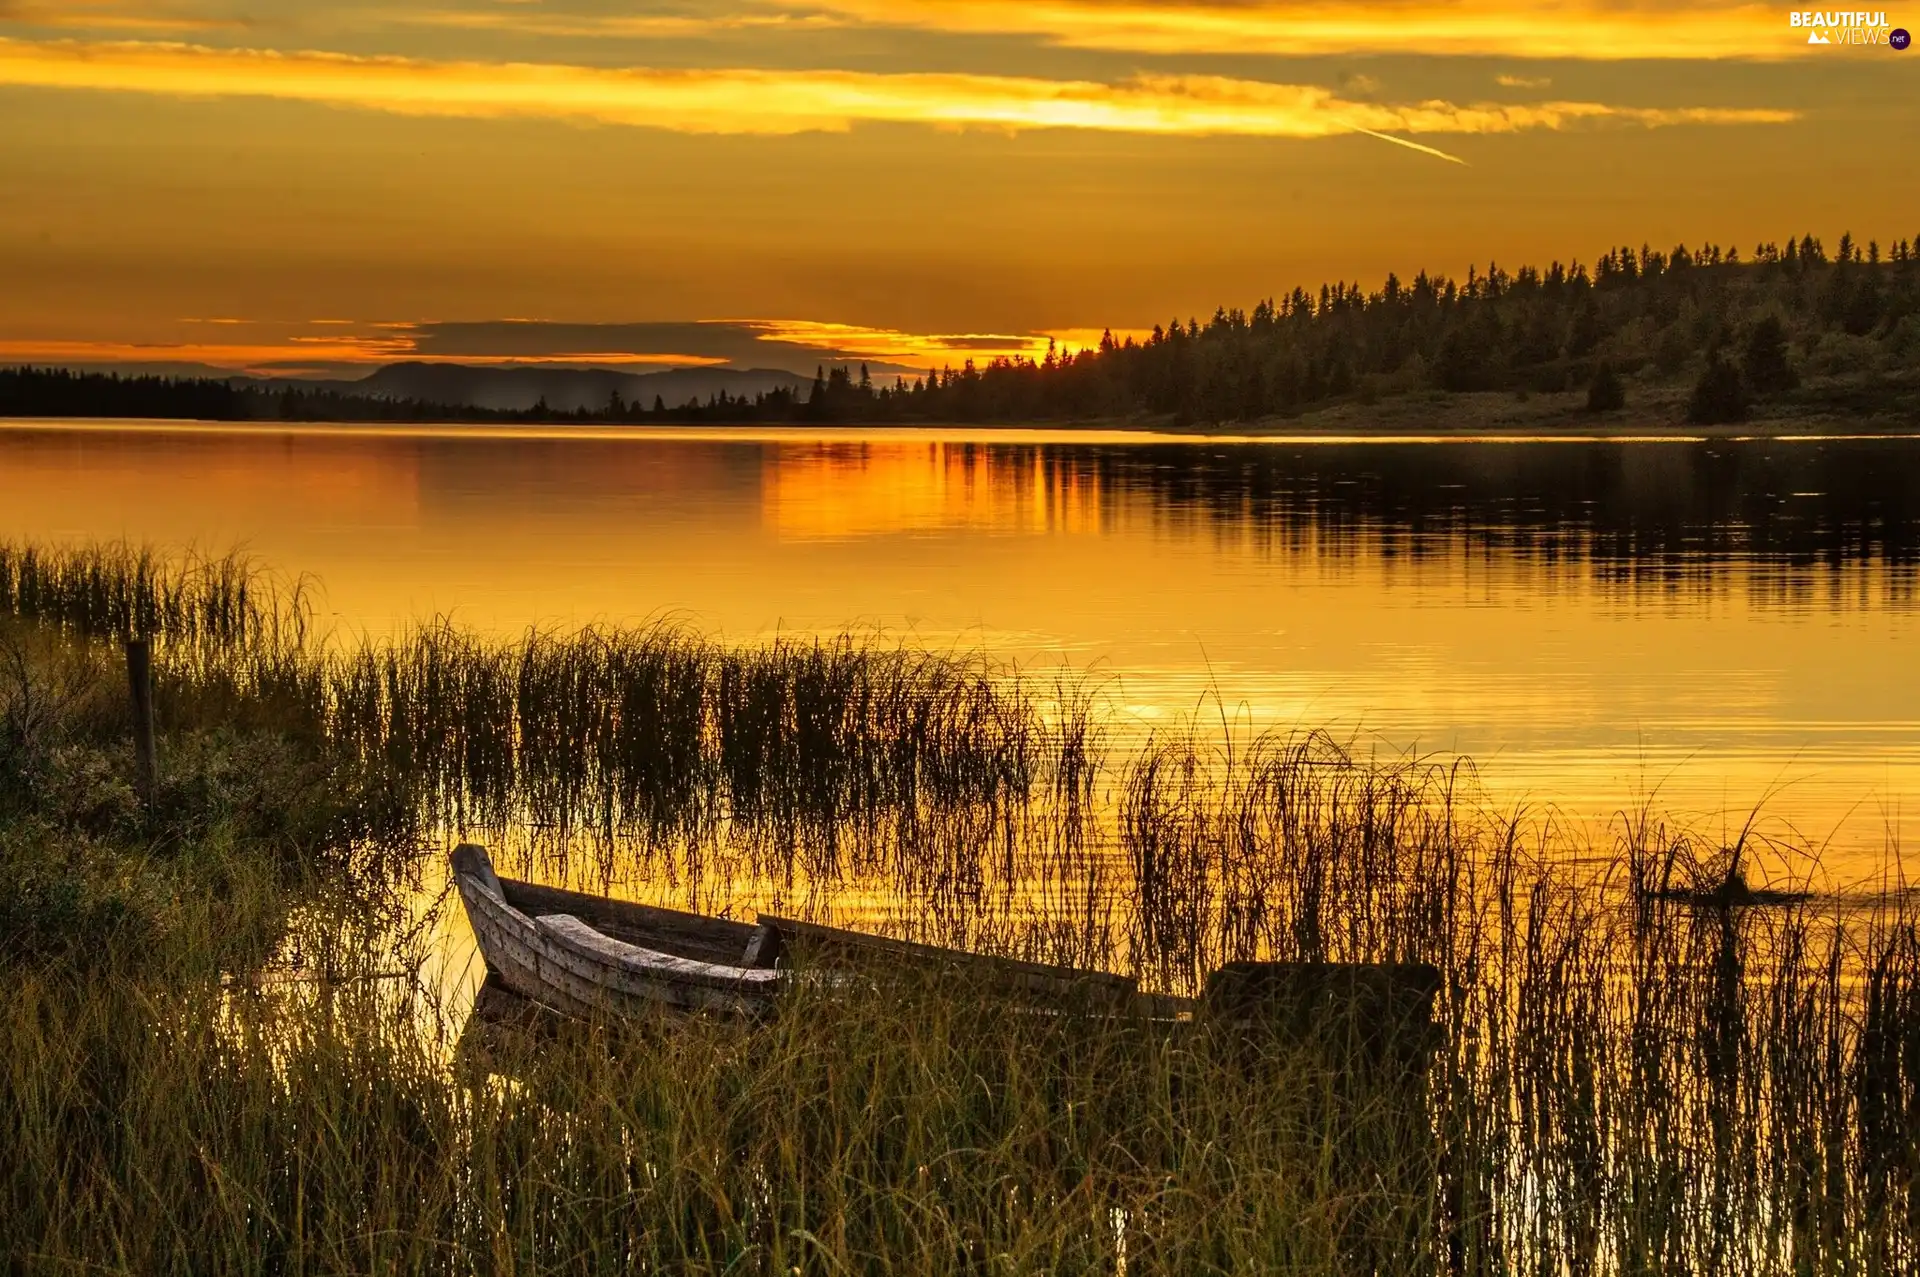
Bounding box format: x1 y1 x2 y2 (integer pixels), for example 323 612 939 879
0 540 312 655
326 619 1061 856
6 956 1435 1274
3 540 1920 1274
6 890 1914 1274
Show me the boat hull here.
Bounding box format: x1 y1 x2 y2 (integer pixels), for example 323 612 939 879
453 845 780 1018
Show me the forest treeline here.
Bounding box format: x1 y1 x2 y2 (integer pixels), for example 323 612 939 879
0 370 516 425
6 231 1918 428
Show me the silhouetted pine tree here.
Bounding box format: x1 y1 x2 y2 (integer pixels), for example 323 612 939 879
1586 363 1626 412
1741 317 1798 396
1689 357 1750 424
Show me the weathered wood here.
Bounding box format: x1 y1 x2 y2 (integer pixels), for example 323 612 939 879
528 922 747 1016
451 843 504 900
539 914 780 999
499 876 756 965
452 844 781 1020
454 845 1442 1046
124 635 156 809
757 913 1139 1005
740 922 778 968
1131 990 1200 1021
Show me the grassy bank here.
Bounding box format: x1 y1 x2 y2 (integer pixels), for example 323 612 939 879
7 955 1442 1273
3 542 1919 1274
1236 368 1920 436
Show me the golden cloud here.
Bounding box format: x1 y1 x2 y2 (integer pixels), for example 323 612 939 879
0 336 729 373
737 319 1055 366
0 0 239 33
0 337 413 369
758 0 1802 61
393 9 851 39
2 320 1154 376
0 37 1797 149
743 321 1182 367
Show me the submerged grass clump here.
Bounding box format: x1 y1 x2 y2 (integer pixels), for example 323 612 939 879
2 539 1920 1274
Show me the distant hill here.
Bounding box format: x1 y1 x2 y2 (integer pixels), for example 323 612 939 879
316 363 810 413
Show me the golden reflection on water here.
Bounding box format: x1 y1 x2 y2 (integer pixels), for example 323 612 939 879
5 418 1919 887
767 441 1107 539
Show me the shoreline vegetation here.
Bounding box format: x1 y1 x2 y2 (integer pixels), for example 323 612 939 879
5 231 1919 435
5 542 1920 1272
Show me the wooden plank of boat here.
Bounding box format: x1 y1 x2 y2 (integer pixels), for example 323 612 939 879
491 870 761 965
451 844 779 1019
755 912 1141 1007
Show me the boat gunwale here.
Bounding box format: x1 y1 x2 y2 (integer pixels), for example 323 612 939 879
452 845 779 1016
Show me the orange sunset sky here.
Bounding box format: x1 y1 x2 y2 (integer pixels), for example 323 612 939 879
1 0 1913 376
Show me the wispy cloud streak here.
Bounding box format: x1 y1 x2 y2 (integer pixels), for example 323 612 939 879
6 0 1808 61
393 9 851 39
0 317 1092 374
0 0 240 32
0 37 1797 150
754 0 1801 61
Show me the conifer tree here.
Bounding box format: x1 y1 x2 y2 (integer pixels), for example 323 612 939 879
1586 362 1625 412
1742 316 1798 396
1688 356 1750 424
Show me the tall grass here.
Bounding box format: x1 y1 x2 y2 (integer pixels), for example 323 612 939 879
3 540 1919 1274
5 955 1438 1274
0 540 1087 863
0 540 312 653
327 621 1054 854
5 828 1915 1273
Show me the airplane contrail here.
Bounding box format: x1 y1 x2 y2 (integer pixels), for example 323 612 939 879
1352 126 1469 164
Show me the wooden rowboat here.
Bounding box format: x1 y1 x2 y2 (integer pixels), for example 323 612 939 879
451 843 1159 1020
452 844 1441 1050
452 843 783 1017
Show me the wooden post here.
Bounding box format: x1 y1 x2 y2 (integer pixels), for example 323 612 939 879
125 635 156 809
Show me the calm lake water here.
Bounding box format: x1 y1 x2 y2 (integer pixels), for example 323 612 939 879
6 419 1919 883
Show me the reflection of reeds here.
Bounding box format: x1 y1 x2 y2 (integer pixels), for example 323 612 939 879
5 540 1920 1272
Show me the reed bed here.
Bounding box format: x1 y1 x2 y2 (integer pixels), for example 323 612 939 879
326 621 1057 854
5 953 1435 1274
0 540 1088 861
0 540 312 654
3 540 1919 1274
5 814 1916 1274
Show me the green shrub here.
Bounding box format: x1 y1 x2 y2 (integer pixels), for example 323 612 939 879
1653 324 1693 375
1885 314 1920 358
1805 330 1882 377
0 833 147 967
